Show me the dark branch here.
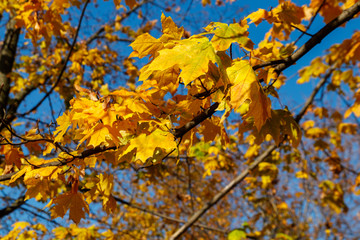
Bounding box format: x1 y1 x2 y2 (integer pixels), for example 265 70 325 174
0 195 25 218
274 1 360 75
0 16 20 120
174 102 219 139
113 195 227 234
252 1 360 74
0 145 116 182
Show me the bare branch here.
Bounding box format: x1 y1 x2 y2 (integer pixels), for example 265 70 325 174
293 0 326 45
294 68 333 123
0 195 25 218
113 195 227 234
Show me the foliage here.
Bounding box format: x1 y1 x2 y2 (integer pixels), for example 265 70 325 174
1 0 360 239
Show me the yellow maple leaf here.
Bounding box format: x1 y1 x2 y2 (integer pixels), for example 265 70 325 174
143 37 217 85
227 60 271 130
247 8 269 26
78 124 112 148
123 129 177 163
160 13 184 41
12 221 30 230
298 57 328 84
9 165 32 184
129 33 163 58
96 173 117 214
54 111 72 143
24 166 62 186
295 171 308 179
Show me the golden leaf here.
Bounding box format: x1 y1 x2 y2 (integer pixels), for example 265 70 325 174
227 60 271 130
143 37 217 85
205 22 254 51
123 129 176 163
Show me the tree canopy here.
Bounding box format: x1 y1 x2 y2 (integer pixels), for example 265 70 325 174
1 0 360 239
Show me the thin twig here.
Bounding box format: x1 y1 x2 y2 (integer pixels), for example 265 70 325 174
113 195 227 234
291 24 314 37
293 0 326 46
295 68 333 123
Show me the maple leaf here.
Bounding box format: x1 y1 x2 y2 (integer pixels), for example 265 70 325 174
122 129 177 163
200 117 222 142
9 165 32 184
96 173 117 214
3 146 24 169
129 33 163 58
226 60 271 130
255 109 301 147
24 166 62 186
125 0 137 9
310 0 342 24
247 8 269 26
160 13 184 41
54 111 72 143
142 37 217 85
205 22 254 51
344 89 360 118
51 0 71 12
48 192 89 224
78 124 112 148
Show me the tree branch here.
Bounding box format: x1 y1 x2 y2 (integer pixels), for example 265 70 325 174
174 102 219 139
252 2 360 74
0 16 20 119
274 1 360 75
113 195 227 234
0 145 116 182
0 195 25 218
168 69 343 240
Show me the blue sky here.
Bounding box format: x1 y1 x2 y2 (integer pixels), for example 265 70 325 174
1 0 360 237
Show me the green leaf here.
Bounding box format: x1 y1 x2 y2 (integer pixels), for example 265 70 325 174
228 229 247 240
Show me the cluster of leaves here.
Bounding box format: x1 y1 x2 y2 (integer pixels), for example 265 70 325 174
1 0 360 239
